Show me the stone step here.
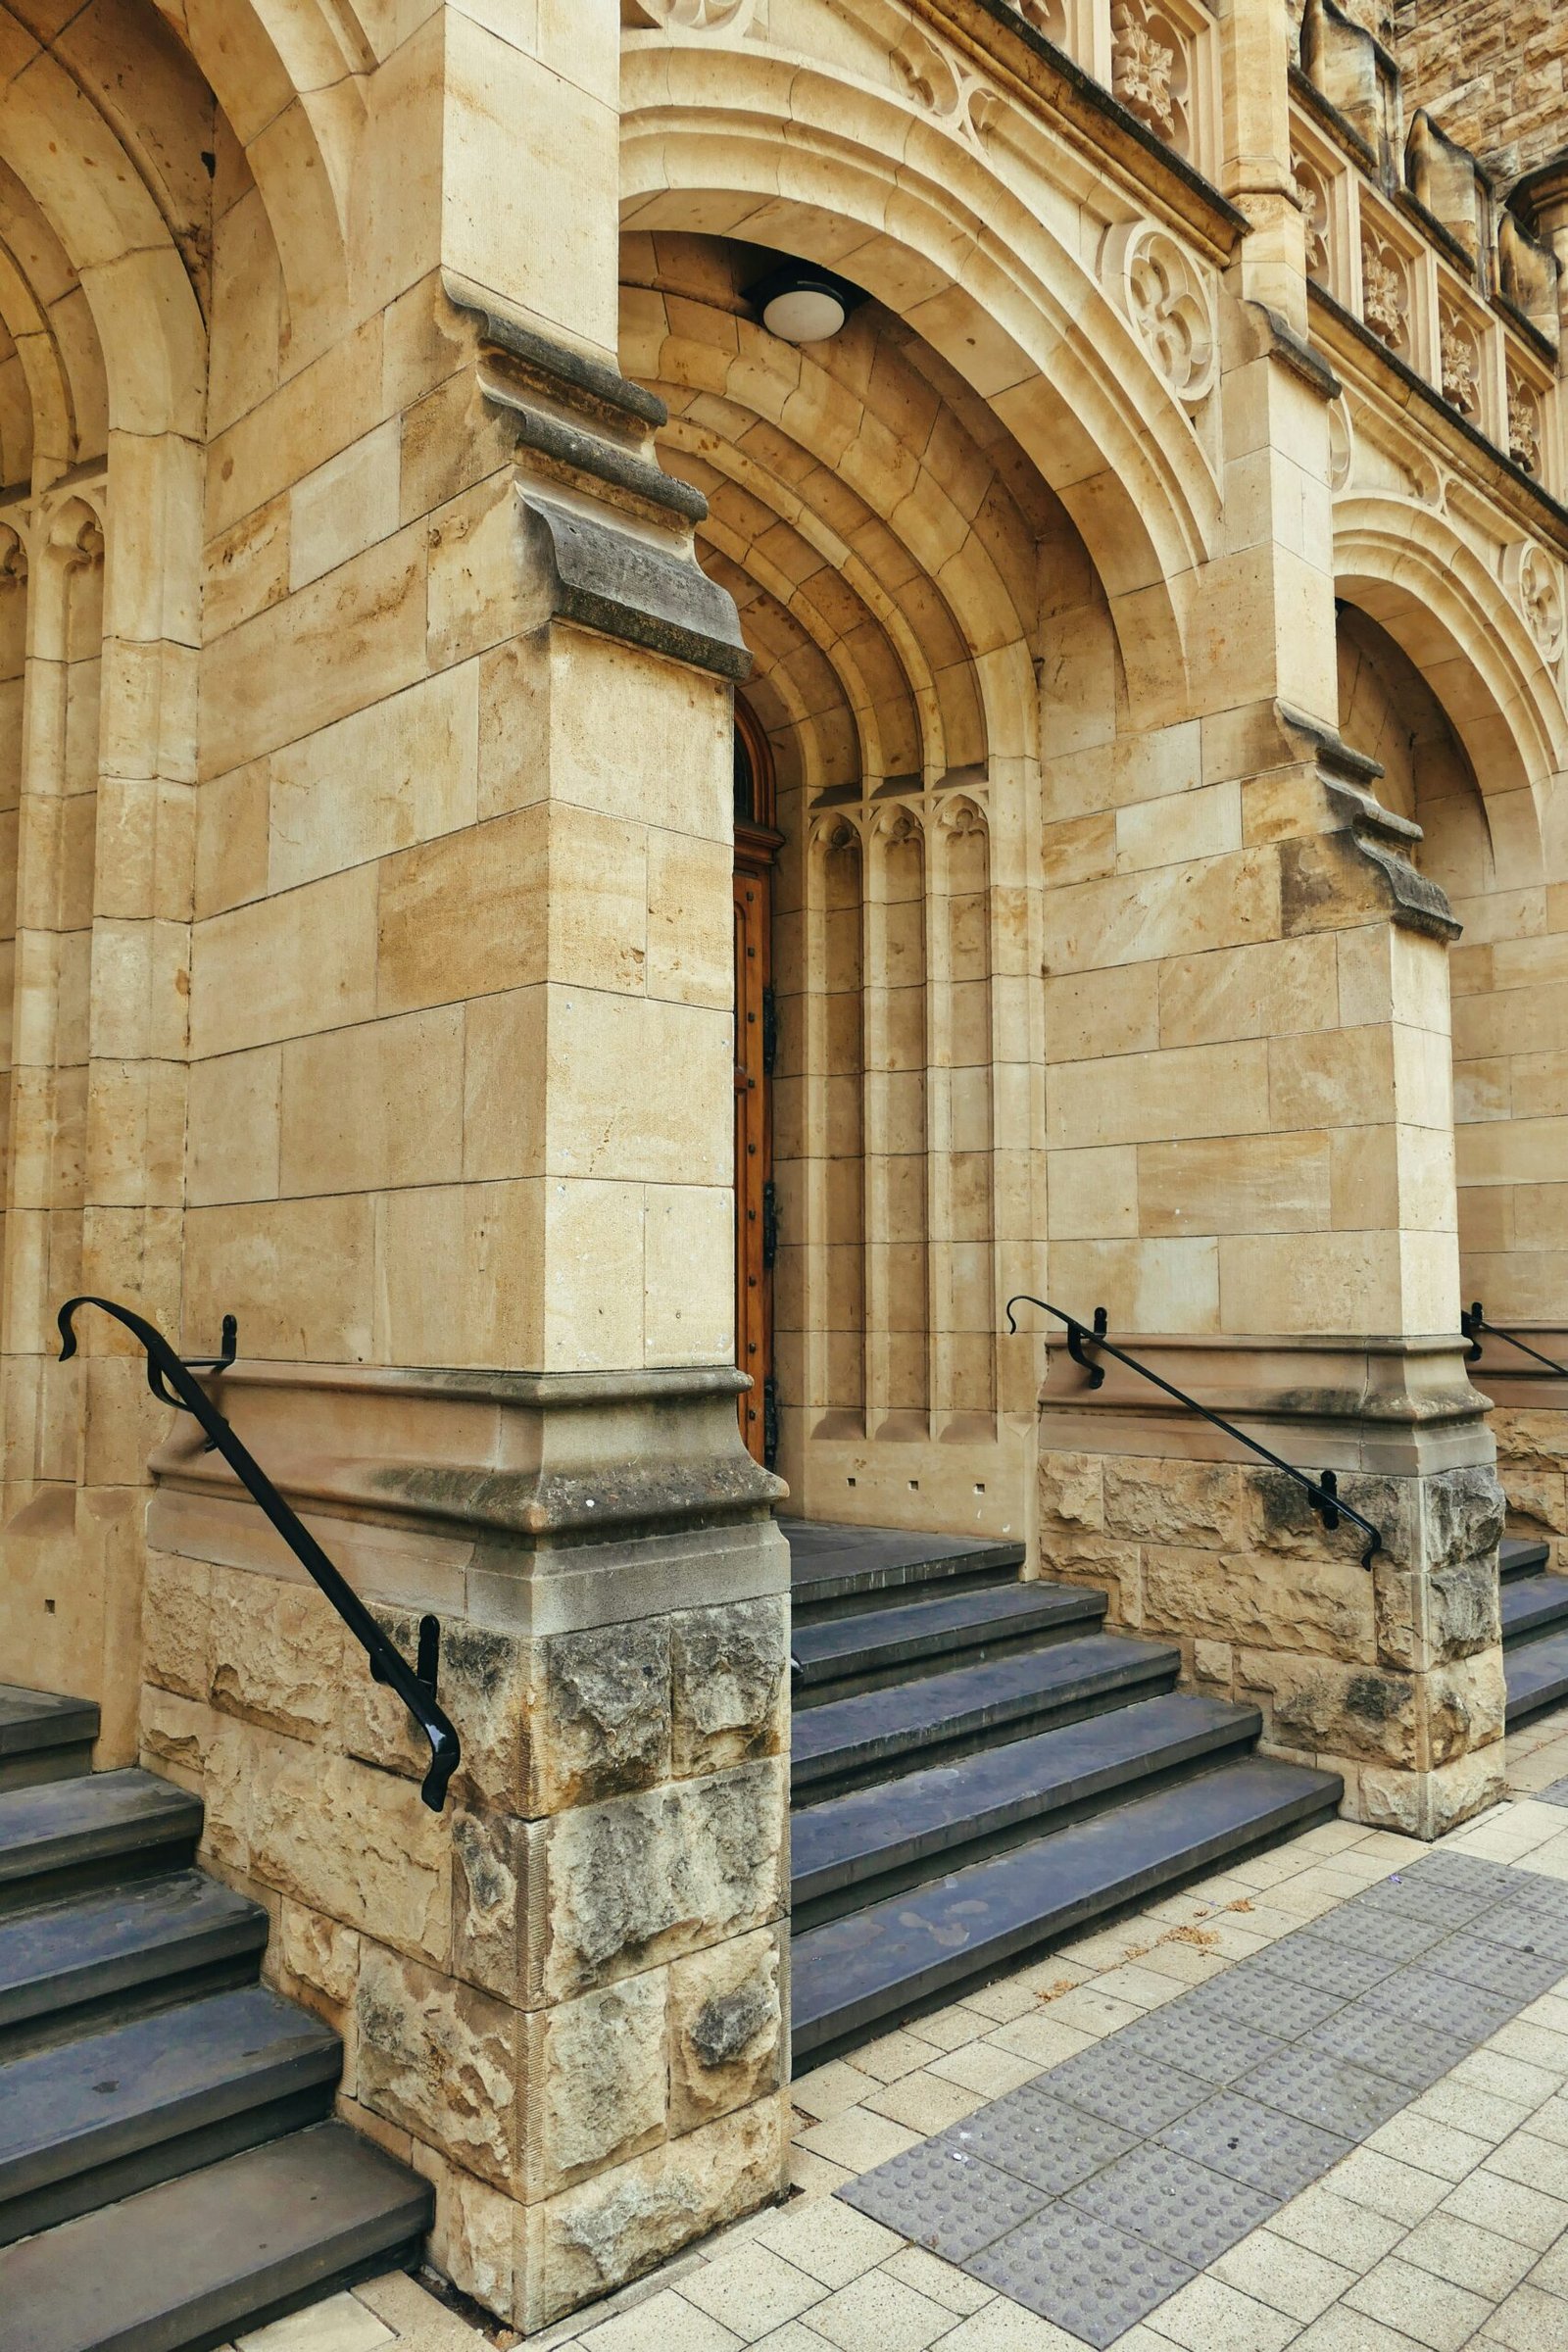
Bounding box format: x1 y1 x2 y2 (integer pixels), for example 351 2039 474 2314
792 1580 1105 1707
785 1519 1026 1624
1501 1574 1568 1649
0 1771 203 1916
0 1873 268 2058
0 1687 99 1794
1502 1537 1551 1585
792 1690 1263 1927
0 1984 341 2247
792 1754 1345 2062
791 1633 1181 1801
1505 1628 1568 1729
0 2122 430 2352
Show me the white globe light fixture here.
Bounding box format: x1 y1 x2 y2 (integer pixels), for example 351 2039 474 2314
749 263 861 346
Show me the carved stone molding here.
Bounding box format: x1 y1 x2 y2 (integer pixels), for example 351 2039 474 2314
1110 0 1191 157
1360 234 1409 357
1507 541 1566 665
1294 150 1333 289
1328 396 1355 493
622 0 756 26
1106 222 1216 406
1507 375 1543 478
0 522 25 584
1437 309 1480 420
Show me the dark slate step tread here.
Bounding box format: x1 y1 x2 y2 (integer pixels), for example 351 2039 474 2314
0 1771 202 1888
0 1873 268 2036
0 2122 431 2352
784 1519 1026 1612
791 1633 1181 1793
792 1579 1103 1689
1502 1537 1551 1584
0 1985 341 2220
1501 1575 1568 1647
792 1754 1345 2057
1505 1629 1568 1728
791 1691 1262 1908
0 1686 98 1760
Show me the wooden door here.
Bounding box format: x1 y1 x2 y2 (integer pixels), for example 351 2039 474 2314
733 697 781 1465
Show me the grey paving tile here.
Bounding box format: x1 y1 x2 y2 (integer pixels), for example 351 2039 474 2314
1063 2139 1279 2268
1476 1907 1568 1965
1301 2003 1472 2091
1245 1933 1402 2000
1045 2041 1213 2135
1361 1963 1517 2041
1235 2041 1413 2138
838 2137 1048 2263
941 2089 1137 2195
1353 1871 1497 1929
1534 1777 1568 1808
1298 1900 1447 1964
964 2204 1194 2350
1112 2004 1287 2086
1158 2091 1353 2200
1173 1968 1346 2040
1422 1929 1563 2004
1411 1852 1516 1892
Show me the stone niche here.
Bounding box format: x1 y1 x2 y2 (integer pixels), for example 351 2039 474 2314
139 1360 791 2329
1037 1332 1507 1839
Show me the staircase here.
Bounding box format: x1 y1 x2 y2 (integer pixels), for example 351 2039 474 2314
786 1521 1344 2066
0 1683 429 2352
1502 1535 1568 1726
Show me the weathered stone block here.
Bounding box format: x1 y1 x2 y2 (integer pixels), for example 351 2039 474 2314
356 1942 523 2192
347 1608 532 1811
1103 1459 1244 1546
452 1807 527 2002
1039 1451 1104 1533
534 1619 671 1811
669 1925 784 2134
1035 1533 1143 1625
139 1686 218 1784
532 1970 668 2193
670 1598 787 1776
209 1567 343 1740
534 1759 787 2004
1143 1544 1368 1661
1428 1650 1506 1767
278 1899 359 2008
142 1554 211 1699
414 2142 520 2319
1425 1555 1501 1662
1360 1742 1506 1840
1423 1465 1505 1571
1494 1409 1568 1475
525 2092 788 2329
1238 1648 1418 1766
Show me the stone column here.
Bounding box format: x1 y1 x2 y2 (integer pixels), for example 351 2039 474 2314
1036 0 1504 1839
143 4 790 2330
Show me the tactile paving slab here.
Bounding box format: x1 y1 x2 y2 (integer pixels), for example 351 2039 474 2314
965 2201 1196 2349
833 1849 1568 2341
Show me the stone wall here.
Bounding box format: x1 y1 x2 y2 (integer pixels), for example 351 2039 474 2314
1392 0 1568 190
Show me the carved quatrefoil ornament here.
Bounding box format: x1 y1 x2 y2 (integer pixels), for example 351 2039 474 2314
622 0 754 26
1102 221 1216 407
1508 541 1567 666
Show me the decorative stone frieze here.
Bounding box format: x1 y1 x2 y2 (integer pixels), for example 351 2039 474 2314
1111 2 1182 145
1360 234 1410 356
1507 374 1543 475
1294 151 1335 289
1438 309 1481 418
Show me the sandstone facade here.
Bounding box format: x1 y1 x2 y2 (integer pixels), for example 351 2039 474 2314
0 0 1564 2332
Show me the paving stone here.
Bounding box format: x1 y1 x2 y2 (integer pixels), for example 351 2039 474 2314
1440 2168 1568 2253
1244 1933 1401 2000
1397 2211 1538 2299
1210 2227 1358 2321
1062 2139 1278 2268
1361 1963 1517 2041
681 2246 827 2339
1532 1778 1568 1808
1266 2180 1406 2270
1142 2271 1302 2352
1482 2281 1568 2352
1111 2004 1287 2085
1173 1968 1346 2040
880 2247 994 2316
1043 2041 1212 2135
1419 1931 1564 2005
1343 2251 1491 2351
1475 1908 1568 1965
941 2089 1138 2196
808 2269 963 2352
839 2138 1049 2264
1235 2041 1412 2138
1298 1902 1448 1964
963 2205 1194 2351
1407 1853 1516 1895
1159 2091 1352 2200
1300 2001 1472 2090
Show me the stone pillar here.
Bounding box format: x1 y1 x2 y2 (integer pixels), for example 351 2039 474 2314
1035 0 1505 1839
141 3 790 2330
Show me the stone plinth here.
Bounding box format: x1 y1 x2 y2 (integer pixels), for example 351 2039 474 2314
141 1361 791 2329
1037 1331 1506 1838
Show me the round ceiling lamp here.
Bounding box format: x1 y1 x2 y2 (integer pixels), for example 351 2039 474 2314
748 262 863 346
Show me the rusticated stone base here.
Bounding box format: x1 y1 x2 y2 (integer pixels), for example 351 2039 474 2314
1037 1333 1507 1838
139 1361 792 2329
1481 1350 1568 1575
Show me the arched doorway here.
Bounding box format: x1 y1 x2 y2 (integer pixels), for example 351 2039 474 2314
734 692 780 1464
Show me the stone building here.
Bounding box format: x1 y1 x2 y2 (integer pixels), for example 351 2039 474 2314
0 0 1564 2339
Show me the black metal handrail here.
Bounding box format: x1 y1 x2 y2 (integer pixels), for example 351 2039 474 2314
58 1297 461 1811
1004 1296 1386 1570
1462 1300 1568 1382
